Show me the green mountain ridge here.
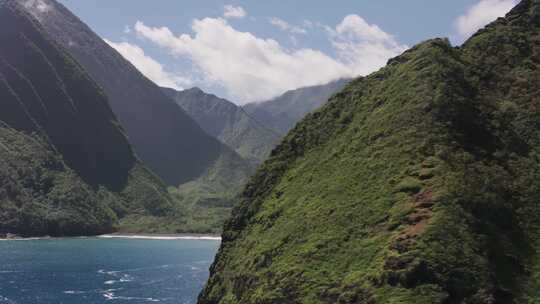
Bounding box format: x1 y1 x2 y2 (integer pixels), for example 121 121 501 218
0 0 173 237
199 1 540 303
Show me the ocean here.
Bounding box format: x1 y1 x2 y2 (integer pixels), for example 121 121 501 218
0 236 220 304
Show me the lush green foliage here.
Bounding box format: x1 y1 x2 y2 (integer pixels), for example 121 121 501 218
199 1 540 303
0 126 117 236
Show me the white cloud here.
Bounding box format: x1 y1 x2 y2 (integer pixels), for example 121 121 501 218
104 39 191 90
269 17 307 35
223 5 247 19
328 15 408 76
455 0 518 41
134 15 406 103
124 25 132 34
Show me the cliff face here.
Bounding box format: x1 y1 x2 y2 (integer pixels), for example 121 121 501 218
163 87 280 166
18 0 236 186
0 0 172 236
0 2 136 190
199 1 540 303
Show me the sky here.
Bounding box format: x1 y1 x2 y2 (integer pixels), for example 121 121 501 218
57 0 520 105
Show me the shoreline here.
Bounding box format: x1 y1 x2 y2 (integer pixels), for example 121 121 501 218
0 233 221 241
98 233 221 241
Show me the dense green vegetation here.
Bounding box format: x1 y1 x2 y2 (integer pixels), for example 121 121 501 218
118 148 255 234
199 1 540 303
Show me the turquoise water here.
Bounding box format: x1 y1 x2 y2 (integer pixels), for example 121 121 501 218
0 237 220 304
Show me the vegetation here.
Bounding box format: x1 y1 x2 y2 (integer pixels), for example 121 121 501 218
163 82 350 233
199 1 540 303
116 148 255 235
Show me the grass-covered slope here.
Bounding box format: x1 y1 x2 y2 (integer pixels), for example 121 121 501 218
0 0 173 237
199 1 540 303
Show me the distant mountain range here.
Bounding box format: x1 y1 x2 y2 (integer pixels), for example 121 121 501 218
244 79 351 135
163 87 280 166
164 79 351 165
19 0 250 188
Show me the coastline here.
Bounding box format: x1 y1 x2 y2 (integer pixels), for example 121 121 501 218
98 233 222 241
0 233 221 241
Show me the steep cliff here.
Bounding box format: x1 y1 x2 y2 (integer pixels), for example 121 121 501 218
18 0 241 186
0 0 172 236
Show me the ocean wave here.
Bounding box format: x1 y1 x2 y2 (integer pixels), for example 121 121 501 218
0 237 49 242
0 271 21 274
97 234 221 241
0 295 16 304
102 290 160 302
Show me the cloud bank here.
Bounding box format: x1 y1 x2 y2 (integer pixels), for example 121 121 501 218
133 15 406 103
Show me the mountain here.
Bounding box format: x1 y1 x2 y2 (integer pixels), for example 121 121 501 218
199 1 540 303
243 79 351 135
17 0 240 187
0 0 173 237
163 87 280 165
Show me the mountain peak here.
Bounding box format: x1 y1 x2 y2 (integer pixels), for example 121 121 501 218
184 86 205 95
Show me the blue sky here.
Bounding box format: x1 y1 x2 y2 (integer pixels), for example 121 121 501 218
57 0 520 104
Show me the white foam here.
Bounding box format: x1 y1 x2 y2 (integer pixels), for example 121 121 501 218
97 234 221 241
0 237 49 242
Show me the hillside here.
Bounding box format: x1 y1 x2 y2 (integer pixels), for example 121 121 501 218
243 79 350 135
0 0 173 237
199 1 540 303
163 87 280 165
18 0 244 187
